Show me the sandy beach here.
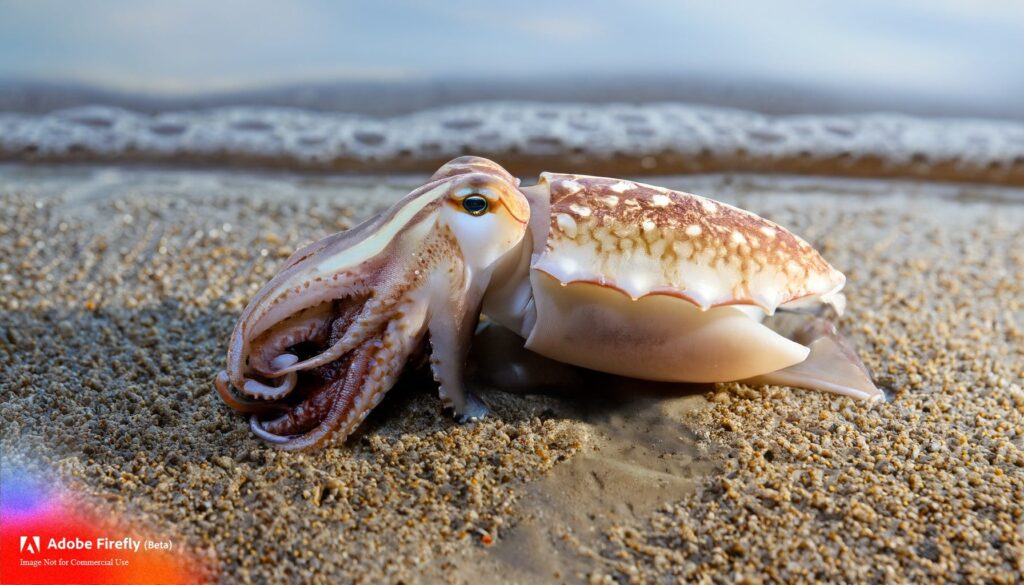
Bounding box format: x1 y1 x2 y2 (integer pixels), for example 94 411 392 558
1 165 1022 583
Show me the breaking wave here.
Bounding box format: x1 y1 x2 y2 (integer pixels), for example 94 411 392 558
2 102 1023 183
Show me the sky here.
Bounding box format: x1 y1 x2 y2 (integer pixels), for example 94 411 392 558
1 0 1022 110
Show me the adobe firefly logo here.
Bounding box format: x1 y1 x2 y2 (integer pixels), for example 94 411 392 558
19 535 41 554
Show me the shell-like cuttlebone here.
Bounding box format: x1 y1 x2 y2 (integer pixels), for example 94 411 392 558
532 174 845 313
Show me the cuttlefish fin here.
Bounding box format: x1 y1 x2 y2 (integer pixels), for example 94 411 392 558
745 317 884 402
428 288 490 422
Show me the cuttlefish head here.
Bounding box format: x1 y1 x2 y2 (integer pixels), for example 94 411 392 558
216 156 529 450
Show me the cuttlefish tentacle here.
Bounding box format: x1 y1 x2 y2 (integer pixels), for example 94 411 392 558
250 342 376 448
248 301 334 377
250 296 430 450
239 372 299 401
263 292 395 377
214 370 290 415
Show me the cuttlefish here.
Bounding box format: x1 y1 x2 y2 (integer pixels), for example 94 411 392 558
216 157 880 450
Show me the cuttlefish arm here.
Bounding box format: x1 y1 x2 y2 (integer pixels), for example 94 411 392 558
427 276 491 421
216 157 530 450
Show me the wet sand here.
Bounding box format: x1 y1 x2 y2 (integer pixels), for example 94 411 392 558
1 166 1022 583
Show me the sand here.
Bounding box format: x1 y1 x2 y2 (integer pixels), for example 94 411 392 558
1 165 1022 583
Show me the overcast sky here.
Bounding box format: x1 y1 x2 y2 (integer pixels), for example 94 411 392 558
1 0 1022 108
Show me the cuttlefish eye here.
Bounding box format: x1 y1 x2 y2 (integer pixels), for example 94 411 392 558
461 194 489 216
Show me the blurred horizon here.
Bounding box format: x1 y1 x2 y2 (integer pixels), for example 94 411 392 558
2 0 1023 119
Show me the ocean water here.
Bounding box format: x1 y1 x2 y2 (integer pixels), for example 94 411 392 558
2 102 1023 185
